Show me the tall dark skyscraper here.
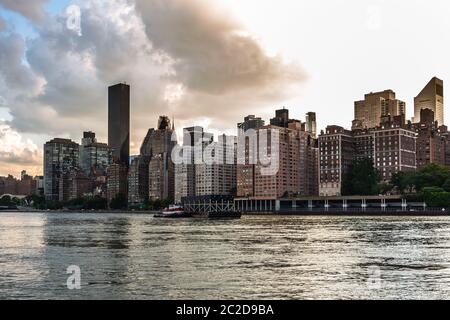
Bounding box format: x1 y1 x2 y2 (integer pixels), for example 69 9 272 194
108 83 130 167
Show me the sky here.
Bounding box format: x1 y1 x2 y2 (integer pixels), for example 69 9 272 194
1 0 450 177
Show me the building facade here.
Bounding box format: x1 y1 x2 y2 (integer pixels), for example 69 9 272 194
195 135 237 197
128 156 150 205
413 109 447 169
414 77 444 126
79 131 112 176
106 163 128 205
319 118 417 196
353 90 405 130
108 83 130 167
319 126 355 197
174 126 213 203
140 116 177 201
238 109 319 199
44 138 80 201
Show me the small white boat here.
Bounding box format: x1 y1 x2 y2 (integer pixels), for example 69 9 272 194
154 205 191 218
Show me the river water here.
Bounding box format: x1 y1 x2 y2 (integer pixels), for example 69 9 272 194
1 212 450 300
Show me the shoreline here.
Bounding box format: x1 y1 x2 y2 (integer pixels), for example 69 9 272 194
2 209 450 217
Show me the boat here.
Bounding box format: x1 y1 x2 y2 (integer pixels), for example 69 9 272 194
153 205 191 219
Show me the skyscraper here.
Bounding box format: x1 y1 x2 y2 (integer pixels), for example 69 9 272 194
237 115 265 198
128 155 150 205
43 138 80 201
174 126 213 203
353 90 405 129
108 83 130 167
237 115 265 132
414 77 444 126
305 112 317 138
79 131 112 176
195 134 237 196
140 116 177 201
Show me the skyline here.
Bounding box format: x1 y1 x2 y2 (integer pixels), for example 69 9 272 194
2 0 450 177
0 75 443 179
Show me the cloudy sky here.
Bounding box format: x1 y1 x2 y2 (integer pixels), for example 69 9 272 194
1 0 450 177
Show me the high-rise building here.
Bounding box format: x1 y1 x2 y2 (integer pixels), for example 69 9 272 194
413 109 447 169
270 108 290 128
237 115 265 132
414 77 444 126
174 162 195 203
44 138 80 201
237 110 319 199
240 109 320 199
319 126 354 196
174 126 213 203
79 132 112 176
59 169 93 201
236 115 265 198
108 83 130 167
34 176 44 196
353 90 405 129
106 163 128 205
374 118 417 181
319 117 417 195
305 112 317 138
128 156 150 205
195 134 237 196
140 116 177 201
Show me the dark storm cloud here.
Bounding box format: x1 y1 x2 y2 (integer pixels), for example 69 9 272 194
0 0 49 22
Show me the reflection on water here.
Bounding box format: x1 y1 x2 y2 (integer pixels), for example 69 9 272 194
1 213 450 299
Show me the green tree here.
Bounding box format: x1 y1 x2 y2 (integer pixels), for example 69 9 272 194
422 187 450 208
377 182 393 195
0 195 13 206
25 194 46 209
342 158 380 196
110 193 128 210
414 164 450 192
391 171 417 194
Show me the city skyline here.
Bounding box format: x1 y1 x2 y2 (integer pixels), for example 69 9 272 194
2 1 450 177
0 75 443 179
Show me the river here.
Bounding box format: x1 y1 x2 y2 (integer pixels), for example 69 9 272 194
1 212 450 299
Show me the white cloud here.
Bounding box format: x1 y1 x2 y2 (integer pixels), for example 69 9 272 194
0 0 304 174
0 121 41 176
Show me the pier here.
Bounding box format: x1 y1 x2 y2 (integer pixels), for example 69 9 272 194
234 195 434 215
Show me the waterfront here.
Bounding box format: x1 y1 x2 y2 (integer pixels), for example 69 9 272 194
1 212 450 299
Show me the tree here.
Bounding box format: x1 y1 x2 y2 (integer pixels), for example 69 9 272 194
422 187 450 208
392 164 450 194
414 164 450 192
110 193 128 210
0 195 13 206
377 182 393 195
25 194 46 209
342 158 380 196
391 171 416 194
